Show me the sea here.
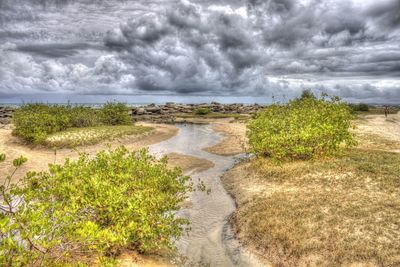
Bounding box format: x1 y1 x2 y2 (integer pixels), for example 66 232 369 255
0 94 272 107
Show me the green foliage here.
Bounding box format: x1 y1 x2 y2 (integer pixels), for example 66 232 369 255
299 89 316 100
69 106 100 128
194 107 211 115
0 147 193 266
349 103 370 112
12 156 27 167
13 103 132 144
100 102 131 125
247 96 356 161
13 104 72 144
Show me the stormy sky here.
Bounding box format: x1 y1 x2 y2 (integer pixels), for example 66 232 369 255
0 0 399 103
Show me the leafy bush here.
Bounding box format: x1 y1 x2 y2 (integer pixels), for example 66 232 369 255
299 89 316 100
100 102 132 125
13 103 132 144
194 107 211 115
13 104 72 144
69 106 101 127
0 147 193 266
349 103 370 112
247 95 356 161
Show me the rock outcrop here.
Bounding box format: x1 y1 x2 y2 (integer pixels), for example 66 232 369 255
0 103 265 124
131 102 263 116
0 107 15 124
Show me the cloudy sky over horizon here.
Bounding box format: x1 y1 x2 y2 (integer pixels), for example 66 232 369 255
0 0 399 102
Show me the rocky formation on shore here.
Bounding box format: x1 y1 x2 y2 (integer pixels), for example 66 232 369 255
0 107 15 124
0 103 265 124
133 102 263 115
131 102 264 122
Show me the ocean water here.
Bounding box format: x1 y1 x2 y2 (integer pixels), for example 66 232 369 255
0 94 272 107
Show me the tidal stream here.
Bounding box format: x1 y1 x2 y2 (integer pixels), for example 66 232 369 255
149 124 262 267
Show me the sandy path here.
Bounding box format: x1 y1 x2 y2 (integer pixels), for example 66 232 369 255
0 123 178 184
355 112 400 141
354 112 400 152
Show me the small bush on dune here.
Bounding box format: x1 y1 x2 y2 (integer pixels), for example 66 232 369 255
100 102 132 125
247 92 355 161
299 89 316 100
13 104 71 144
0 147 193 266
349 103 370 112
13 103 132 144
69 106 101 127
194 107 210 115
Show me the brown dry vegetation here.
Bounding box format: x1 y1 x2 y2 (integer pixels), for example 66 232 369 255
222 112 400 267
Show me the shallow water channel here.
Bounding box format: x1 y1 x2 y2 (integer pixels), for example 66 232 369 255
149 124 262 267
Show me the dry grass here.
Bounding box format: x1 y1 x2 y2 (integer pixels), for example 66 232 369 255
224 145 400 266
45 125 153 148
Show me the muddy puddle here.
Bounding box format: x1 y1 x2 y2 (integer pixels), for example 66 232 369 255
149 124 262 267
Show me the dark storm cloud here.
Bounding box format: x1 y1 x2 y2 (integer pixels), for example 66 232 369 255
365 0 400 29
16 43 91 58
319 83 400 101
0 0 399 101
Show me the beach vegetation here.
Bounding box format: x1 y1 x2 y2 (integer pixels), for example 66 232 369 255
349 103 370 112
247 93 355 161
194 107 211 115
0 146 193 266
12 103 133 144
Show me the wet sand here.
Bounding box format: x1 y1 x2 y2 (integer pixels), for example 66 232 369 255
166 152 215 174
203 121 248 156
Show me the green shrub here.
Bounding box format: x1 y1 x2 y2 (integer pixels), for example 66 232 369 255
100 102 132 125
349 103 370 112
194 107 210 115
247 96 356 161
69 106 101 127
299 89 316 100
12 104 71 144
13 103 132 144
0 147 193 266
